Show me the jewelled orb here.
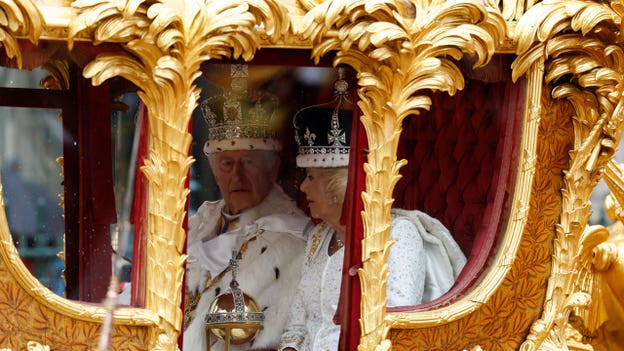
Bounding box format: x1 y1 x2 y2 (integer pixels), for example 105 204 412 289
205 288 264 345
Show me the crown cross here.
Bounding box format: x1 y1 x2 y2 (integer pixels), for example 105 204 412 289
328 111 346 146
230 251 240 282
223 93 242 122
328 128 345 146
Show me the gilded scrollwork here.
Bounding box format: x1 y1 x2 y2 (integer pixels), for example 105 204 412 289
297 1 506 349
564 160 624 351
40 59 70 91
0 1 152 350
0 181 156 350
512 1 624 350
0 0 42 68
67 1 290 349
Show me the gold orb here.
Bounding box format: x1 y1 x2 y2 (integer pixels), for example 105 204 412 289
205 289 264 345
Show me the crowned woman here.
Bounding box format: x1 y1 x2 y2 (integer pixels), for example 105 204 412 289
278 72 467 351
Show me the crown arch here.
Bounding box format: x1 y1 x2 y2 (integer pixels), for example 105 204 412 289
511 2 624 350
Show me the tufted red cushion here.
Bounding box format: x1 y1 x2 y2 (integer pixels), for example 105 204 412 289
390 76 524 310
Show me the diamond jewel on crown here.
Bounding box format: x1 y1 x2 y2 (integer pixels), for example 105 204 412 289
201 64 278 142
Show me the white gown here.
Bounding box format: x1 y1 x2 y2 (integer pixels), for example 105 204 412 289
278 222 343 351
278 209 467 351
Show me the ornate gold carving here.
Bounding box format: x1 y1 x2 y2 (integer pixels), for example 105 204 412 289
564 160 624 351
0 180 156 350
298 1 506 349
40 60 70 90
6 1 624 350
0 0 43 68
512 1 624 350
68 1 290 349
388 63 567 350
0 1 155 350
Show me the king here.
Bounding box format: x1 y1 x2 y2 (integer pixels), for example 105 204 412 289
184 64 310 351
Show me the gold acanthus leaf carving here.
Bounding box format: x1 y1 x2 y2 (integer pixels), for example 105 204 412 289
559 161 624 351
574 161 624 350
41 59 70 90
298 1 505 350
512 1 624 350
0 0 43 68
68 1 290 350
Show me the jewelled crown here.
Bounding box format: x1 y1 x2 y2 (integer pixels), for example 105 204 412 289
201 64 281 154
294 68 354 168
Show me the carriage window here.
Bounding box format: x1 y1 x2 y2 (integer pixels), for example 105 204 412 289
0 67 49 89
0 106 65 296
0 65 139 303
182 55 523 350
189 64 338 211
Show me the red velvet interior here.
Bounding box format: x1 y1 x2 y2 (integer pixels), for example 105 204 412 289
389 76 524 311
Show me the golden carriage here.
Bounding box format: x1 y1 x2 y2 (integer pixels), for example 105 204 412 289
0 0 623 350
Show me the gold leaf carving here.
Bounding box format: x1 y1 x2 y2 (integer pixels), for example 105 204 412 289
298 1 505 349
0 0 42 68
513 1 624 350
7 1 623 350
0 168 155 351
570 161 624 350
40 59 71 90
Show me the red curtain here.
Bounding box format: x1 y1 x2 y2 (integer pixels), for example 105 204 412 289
339 105 366 350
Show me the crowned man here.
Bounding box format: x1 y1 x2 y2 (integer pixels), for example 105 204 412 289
184 65 310 351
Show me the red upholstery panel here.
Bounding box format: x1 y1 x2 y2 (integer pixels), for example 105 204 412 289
391 77 524 309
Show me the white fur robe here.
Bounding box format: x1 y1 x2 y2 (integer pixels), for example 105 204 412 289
184 185 310 351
